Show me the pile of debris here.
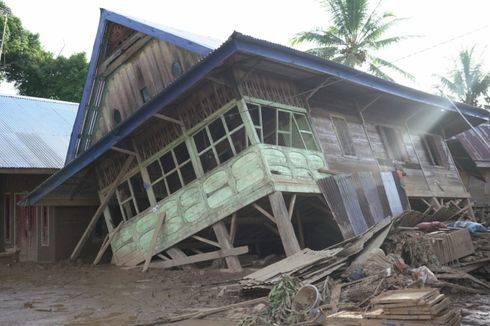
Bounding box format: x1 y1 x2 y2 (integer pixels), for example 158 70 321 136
327 288 460 326
235 210 490 325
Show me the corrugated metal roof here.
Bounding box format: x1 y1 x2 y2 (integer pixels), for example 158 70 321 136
0 94 77 169
456 124 490 165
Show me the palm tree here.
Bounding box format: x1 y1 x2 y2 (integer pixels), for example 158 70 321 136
290 0 412 81
437 47 490 108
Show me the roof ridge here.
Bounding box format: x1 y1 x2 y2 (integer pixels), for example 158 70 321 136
0 93 79 106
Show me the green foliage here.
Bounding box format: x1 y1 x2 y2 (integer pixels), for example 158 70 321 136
290 0 413 81
238 275 308 326
437 47 490 108
0 1 87 102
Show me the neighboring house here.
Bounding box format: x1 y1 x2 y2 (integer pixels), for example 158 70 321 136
0 94 98 262
22 9 489 271
447 124 490 222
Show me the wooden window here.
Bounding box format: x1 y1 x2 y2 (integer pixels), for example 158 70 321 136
3 194 11 244
140 86 150 103
116 171 152 220
377 125 408 162
146 141 197 202
331 116 356 156
249 103 318 151
193 106 249 174
422 134 449 167
40 206 49 246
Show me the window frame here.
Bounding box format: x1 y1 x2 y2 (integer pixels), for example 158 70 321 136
116 171 152 221
145 140 197 203
377 124 409 163
421 133 448 167
330 114 357 157
246 101 319 151
192 106 250 174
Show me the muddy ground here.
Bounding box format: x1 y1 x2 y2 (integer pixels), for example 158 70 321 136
0 262 249 326
1 262 489 326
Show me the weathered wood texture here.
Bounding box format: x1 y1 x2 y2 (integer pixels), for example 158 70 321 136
212 221 242 272
110 144 328 266
91 38 203 144
268 191 301 256
309 100 468 198
71 155 134 261
235 70 306 109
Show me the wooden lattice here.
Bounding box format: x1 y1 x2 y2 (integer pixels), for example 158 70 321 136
238 71 306 108
178 83 234 130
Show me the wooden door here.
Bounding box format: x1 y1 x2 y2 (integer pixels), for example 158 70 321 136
15 194 38 261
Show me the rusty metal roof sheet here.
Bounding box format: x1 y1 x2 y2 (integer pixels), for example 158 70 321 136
0 94 78 169
456 124 490 167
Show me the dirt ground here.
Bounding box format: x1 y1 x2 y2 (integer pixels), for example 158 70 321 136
1 262 489 326
0 262 250 326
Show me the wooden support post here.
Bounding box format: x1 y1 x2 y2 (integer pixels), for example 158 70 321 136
252 203 276 223
70 156 134 261
153 113 184 126
142 212 166 272
465 198 476 219
213 221 242 272
191 235 222 248
93 222 124 265
288 194 297 220
295 212 306 249
268 191 301 256
166 247 194 270
229 213 237 244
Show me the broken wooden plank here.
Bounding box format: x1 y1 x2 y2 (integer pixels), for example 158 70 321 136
142 212 166 272
149 246 249 269
71 155 134 261
93 222 124 265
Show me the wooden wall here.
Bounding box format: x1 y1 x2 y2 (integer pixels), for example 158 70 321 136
461 170 490 205
309 97 468 198
91 38 203 144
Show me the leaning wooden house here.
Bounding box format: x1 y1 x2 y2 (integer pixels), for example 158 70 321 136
23 9 489 270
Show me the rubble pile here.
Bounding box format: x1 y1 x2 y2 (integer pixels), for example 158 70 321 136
236 210 490 325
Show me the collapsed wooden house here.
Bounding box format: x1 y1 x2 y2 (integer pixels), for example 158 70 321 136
0 94 98 262
447 124 490 222
21 9 489 270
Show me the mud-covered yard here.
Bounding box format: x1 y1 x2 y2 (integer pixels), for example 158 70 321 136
1 262 489 326
0 262 250 326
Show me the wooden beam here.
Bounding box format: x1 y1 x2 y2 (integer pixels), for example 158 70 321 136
268 191 301 256
166 247 194 270
149 247 248 269
111 146 137 156
264 222 279 236
191 235 221 249
229 213 237 244
295 212 306 249
157 254 171 261
288 194 297 220
142 212 166 272
153 113 184 126
213 221 242 272
93 222 123 265
70 156 134 261
252 203 276 224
